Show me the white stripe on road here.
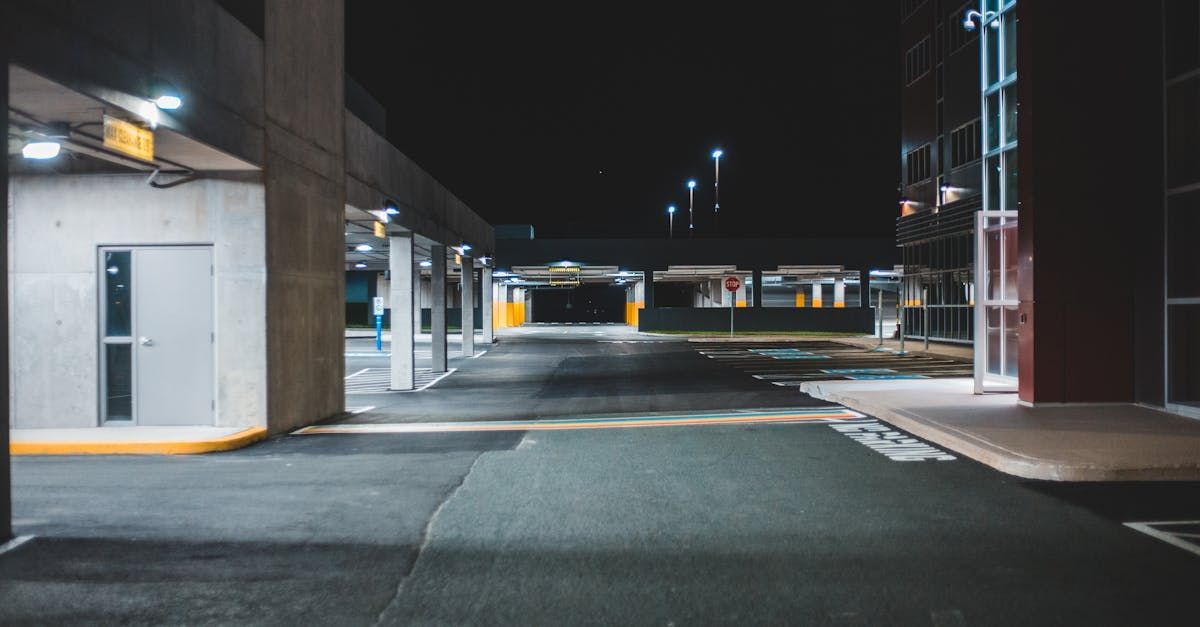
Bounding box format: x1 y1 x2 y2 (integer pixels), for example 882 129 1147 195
1124 521 1200 557
344 367 458 394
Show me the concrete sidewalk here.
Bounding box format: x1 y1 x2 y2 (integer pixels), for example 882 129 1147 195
801 378 1200 481
10 426 266 455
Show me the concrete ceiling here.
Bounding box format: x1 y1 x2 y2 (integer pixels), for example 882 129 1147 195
7 65 257 173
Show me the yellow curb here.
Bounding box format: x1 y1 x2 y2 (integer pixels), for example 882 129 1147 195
10 427 268 456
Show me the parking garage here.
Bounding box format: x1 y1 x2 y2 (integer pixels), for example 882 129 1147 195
492 232 899 333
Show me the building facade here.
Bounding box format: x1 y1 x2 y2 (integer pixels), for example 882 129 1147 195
898 0 984 344
900 2 1193 411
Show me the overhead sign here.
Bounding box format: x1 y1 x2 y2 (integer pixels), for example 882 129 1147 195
724 276 742 292
373 221 386 238
103 115 154 162
373 296 385 316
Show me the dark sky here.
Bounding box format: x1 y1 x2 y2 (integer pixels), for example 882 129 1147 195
345 4 899 239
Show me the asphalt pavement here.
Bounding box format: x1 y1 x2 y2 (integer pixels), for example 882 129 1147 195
3 324 1199 625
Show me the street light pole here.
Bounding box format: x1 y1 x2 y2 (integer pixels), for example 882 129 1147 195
667 204 676 238
687 179 696 235
712 149 723 228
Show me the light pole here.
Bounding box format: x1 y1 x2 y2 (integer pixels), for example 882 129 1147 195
687 179 696 235
667 204 676 238
712 149 723 227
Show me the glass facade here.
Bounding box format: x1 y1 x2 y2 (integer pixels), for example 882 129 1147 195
1166 2 1200 412
898 1 1015 346
975 0 1019 383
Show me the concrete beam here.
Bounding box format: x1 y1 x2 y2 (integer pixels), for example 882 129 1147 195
389 235 414 390
430 245 447 373
461 257 475 357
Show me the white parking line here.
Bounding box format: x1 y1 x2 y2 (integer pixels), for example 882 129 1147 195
1125 521 1200 557
345 367 458 394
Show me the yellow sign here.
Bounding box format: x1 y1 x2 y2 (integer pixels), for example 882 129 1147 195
548 266 580 274
373 221 386 238
103 115 154 162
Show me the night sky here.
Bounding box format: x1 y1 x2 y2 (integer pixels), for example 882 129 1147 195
344 4 899 239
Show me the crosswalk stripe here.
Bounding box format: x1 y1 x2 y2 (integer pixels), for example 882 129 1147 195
344 367 456 394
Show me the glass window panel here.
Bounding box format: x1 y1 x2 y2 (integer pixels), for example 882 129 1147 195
104 251 131 337
1002 223 1018 301
105 344 133 421
1168 190 1200 298
986 28 1000 86
1003 149 1018 211
1168 305 1200 407
986 92 1000 151
1003 85 1017 144
987 307 1002 375
986 154 1001 210
986 227 1001 300
1003 16 1017 79
1004 306 1019 378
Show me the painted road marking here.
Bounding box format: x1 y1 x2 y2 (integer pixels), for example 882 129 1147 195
845 374 931 380
829 420 956 461
294 407 868 435
345 368 456 394
0 535 34 557
1124 521 1200 557
346 405 376 415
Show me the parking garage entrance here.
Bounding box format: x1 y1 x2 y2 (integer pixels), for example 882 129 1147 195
530 285 626 323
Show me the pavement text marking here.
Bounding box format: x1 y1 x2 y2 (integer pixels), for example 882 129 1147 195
829 420 956 461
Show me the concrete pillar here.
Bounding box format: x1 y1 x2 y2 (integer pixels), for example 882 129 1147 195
834 278 846 308
736 281 747 308
643 270 655 309
812 282 823 308
461 256 475 357
795 285 806 307
263 0 346 433
859 270 871 307
752 269 764 307
498 283 508 329
412 260 421 334
481 266 494 344
1 17 11 542
388 235 414 390
431 245 448 373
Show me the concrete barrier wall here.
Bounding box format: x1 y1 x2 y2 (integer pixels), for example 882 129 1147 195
637 307 875 333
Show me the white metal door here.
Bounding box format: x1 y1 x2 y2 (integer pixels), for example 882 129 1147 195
134 247 214 425
974 211 1018 393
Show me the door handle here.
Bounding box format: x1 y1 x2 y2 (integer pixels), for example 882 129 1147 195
139 337 155 347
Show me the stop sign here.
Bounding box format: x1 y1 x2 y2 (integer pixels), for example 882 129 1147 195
724 276 741 292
